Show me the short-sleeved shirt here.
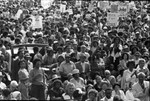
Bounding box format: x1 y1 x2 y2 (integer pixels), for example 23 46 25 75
59 61 76 75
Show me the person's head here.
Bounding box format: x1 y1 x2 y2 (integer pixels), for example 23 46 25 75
65 45 71 53
18 59 26 69
88 89 98 100
2 89 11 100
24 53 31 61
113 83 121 91
73 88 84 101
18 50 24 58
79 53 86 62
109 76 116 87
105 87 112 99
86 84 94 93
72 69 80 79
33 46 39 53
134 51 141 58
57 55 65 63
47 47 54 56
65 54 71 63
105 70 111 79
33 58 42 68
137 72 146 84
138 58 146 69
121 52 129 60
95 75 102 84
127 60 135 71
101 81 109 90
57 46 63 54
80 45 86 52
65 82 75 95
10 80 18 91
53 79 62 89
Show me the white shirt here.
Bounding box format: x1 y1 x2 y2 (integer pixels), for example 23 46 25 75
81 62 86 73
0 82 6 90
101 96 113 101
126 89 140 101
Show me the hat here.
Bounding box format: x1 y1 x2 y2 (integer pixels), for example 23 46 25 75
10 80 18 88
72 69 79 75
0 72 4 77
81 45 86 48
88 89 98 96
51 74 61 81
24 53 31 58
101 80 109 87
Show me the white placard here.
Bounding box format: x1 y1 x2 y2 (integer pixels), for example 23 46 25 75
98 1 109 11
32 15 43 29
118 4 128 17
107 12 119 27
60 4 66 13
41 0 54 9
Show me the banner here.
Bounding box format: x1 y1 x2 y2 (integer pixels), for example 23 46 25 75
107 12 119 27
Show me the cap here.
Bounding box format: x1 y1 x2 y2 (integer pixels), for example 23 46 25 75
24 53 31 58
72 69 79 75
10 80 18 88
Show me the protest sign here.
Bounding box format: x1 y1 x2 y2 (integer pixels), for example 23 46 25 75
107 12 119 27
110 4 118 13
98 1 109 11
41 0 54 9
60 4 66 13
32 15 43 29
118 4 128 17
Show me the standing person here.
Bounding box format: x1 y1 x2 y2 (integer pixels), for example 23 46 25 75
12 49 25 82
18 60 30 100
29 58 47 100
132 72 149 101
59 54 76 82
24 53 33 73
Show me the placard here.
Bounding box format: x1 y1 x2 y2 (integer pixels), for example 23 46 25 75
98 1 109 11
110 4 118 13
107 12 119 27
15 9 23 20
118 4 128 17
60 4 66 13
32 15 43 29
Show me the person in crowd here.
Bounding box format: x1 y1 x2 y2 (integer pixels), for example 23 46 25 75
12 49 25 82
2 88 11 100
18 60 30 100
62 82 75 100
0 72 6 90
136 58 150 77
70 69 85 90
75 53 91 81
42 47 56 67
112 82 127 101
47 79 64 100
132 72 149 101
24 53 33 73
97 81 110 101
73 88 84 101
29 58 46 100
122 60 137 91
100 87 113 101
126 82 140 101
86 89 98 101
94 75 102 92
9 80 22 100
59 54 76 82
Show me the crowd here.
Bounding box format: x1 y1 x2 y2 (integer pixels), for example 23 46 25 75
0 0 150 101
